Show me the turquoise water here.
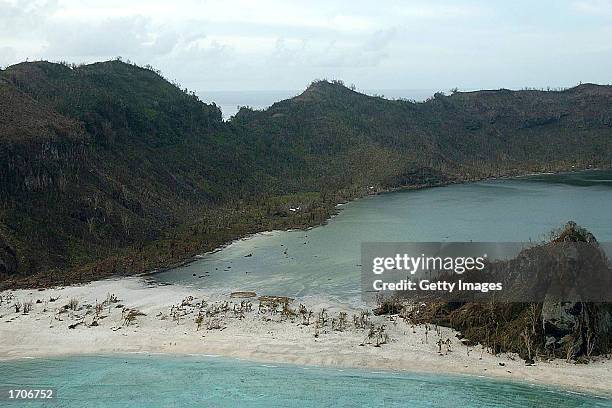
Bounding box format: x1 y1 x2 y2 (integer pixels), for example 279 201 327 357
5 171 612 407
153 170 612 299
1 355 610 407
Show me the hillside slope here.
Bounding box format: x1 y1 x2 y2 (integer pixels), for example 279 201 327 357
1 61 611 285
234 80 612 187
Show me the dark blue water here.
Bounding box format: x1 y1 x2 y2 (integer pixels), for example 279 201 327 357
1 355 610 407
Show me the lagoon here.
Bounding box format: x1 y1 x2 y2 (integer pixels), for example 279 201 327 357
153 170 612 301
5 171 612 407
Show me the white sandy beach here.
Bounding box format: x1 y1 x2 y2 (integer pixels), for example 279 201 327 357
1 277 610 397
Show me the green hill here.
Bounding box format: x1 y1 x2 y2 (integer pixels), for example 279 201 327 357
1 60 611 286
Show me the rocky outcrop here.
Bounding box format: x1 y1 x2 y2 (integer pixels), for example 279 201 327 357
408 222 612 361
539 222 612 358
542 301 612 359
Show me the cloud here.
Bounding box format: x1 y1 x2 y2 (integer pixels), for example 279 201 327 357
0 46 17 66
364 28 397 51
0 0 60 64
42 16 178 59
1 0 611 91
572 0 612 14
0 0 58 35
391 2 485 19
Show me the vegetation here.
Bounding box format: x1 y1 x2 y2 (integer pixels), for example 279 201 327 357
1 60 612 287
122 308 146 327
403 223 612 362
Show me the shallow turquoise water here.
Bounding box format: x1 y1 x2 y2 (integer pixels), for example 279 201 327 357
1 355 610 407
5 171 612 407
153 170 612 299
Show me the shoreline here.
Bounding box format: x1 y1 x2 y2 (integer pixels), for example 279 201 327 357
143 166 609 279
1 277 610 398
2 351 610 401
2 165 607 291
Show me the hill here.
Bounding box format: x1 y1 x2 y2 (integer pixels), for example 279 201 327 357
1 61 611 286
405 223 612 361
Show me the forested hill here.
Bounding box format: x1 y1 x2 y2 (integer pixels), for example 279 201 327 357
1 60 611 286
233 80 612 188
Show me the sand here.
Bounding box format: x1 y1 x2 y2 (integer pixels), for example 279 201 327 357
1 277 610 397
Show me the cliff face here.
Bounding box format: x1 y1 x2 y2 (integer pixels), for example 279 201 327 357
541 301 612 359
539 223 612 359
1 61 612 284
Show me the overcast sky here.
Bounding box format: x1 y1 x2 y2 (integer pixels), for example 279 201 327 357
1 0 611 92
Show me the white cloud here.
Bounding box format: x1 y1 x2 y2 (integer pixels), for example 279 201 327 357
391 3 485 19
0 46 17 66
572 0 612 14
1 0 611 91
43 16 179 58
0 0 58 63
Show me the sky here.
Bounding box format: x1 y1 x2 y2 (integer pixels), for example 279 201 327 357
1 0 611 92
